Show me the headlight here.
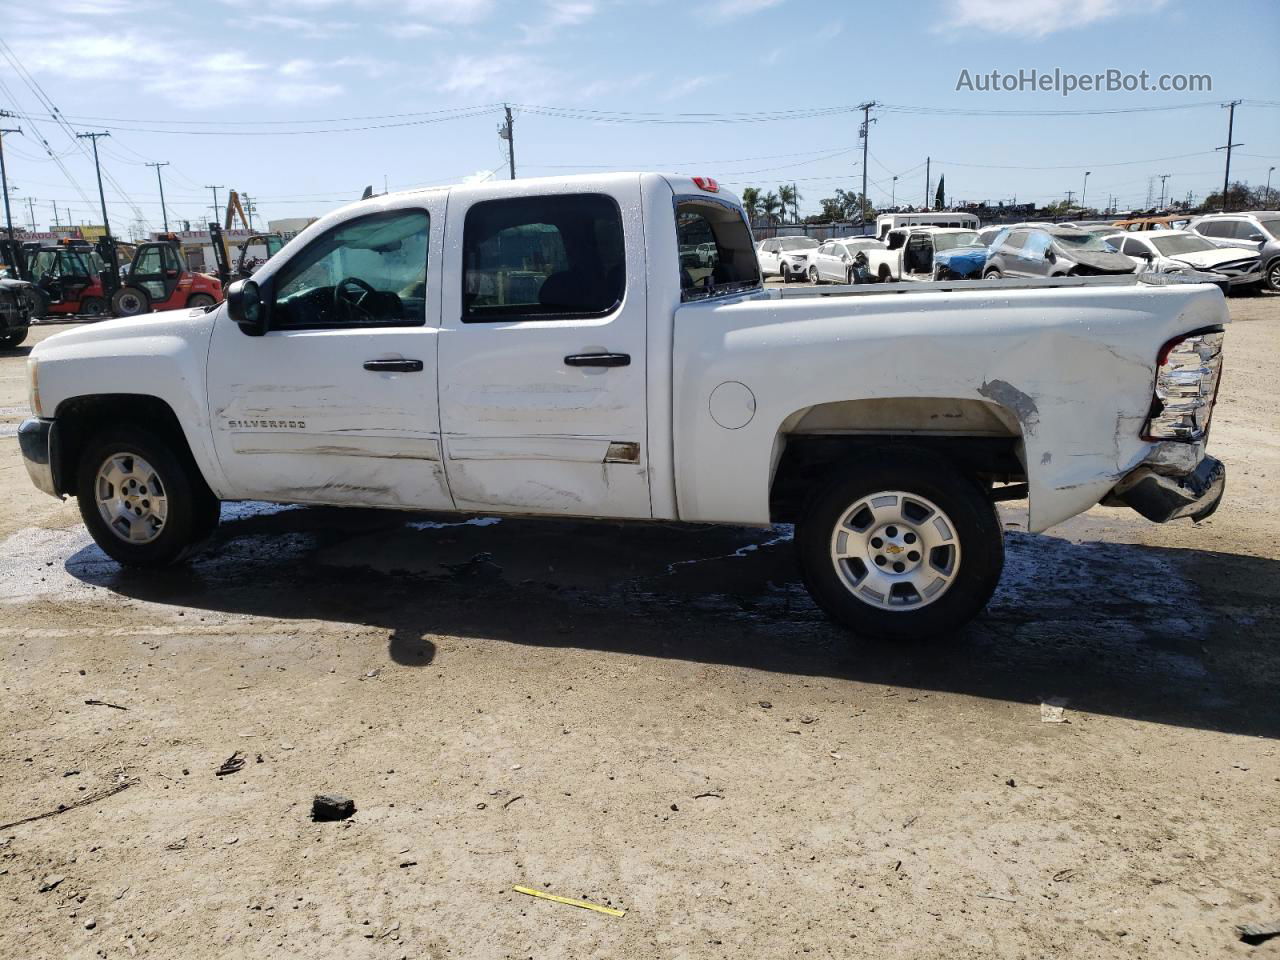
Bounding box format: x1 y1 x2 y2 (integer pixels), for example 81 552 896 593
1143 331 1224 441
27 358 42 418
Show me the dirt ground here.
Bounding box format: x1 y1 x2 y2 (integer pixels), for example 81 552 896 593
1 293 1277 960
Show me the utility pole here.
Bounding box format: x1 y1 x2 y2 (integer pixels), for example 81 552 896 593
146 161 170 232
205 184 224 226
1081 171 1090 213
25 195 36 232
857 101 876 226
0 122 20 244
51 201 59 229
1216 100 1242 212
1065 190 1075 212
76 131 118 278
890 175 898 210
924 157 931 211
498 104 516 180
1158 173 1170 209
1266 166 1275 206
242 194 256 230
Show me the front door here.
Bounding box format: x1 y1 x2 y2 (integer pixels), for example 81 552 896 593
129 243 183 306
206 202 452 511
437 187 651 518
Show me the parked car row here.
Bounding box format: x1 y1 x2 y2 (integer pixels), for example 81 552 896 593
756 210 1280 292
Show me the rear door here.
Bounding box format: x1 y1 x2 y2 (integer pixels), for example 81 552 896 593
437 184 651 518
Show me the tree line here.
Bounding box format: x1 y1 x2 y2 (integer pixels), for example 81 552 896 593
738 185 876 226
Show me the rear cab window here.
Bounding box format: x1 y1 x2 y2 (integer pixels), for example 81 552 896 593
675 197 760 303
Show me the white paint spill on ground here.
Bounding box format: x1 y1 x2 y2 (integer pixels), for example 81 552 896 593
664 525 794 575
218 501 304 521
407 516 502 531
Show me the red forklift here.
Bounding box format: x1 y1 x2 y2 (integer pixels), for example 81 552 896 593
110 233 223 317
18 239 112 319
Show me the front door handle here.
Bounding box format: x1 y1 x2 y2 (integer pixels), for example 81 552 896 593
564 353 630 368
363 359 424 373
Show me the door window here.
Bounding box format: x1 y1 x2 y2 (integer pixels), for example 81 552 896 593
133 246 163 277
271 209 429 329
462 193 624 322
1003 230 1029 252
886 231 906 250
1121 238 1149 257
1197 220 1230 238
1232 220 1263 240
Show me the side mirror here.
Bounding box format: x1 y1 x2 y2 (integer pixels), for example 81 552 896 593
226 279 267 336
1045 248 1055 261
1141 251 1154 261
1248 233 1265 243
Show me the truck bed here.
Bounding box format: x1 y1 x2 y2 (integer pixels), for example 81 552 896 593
768 273 1215 299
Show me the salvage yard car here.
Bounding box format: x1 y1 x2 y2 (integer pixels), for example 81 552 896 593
808 238 882 284
983 225 1136 279
18 173 1228 641
0 274 36 348
1104 230 1261 291
864 226 980 283
756 236 819 281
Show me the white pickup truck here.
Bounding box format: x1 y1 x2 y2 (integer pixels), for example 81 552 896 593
19 173 1227 640
863 226 981 283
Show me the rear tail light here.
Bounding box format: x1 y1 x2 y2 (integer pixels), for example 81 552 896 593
692 176 719 193
1143 330 1224 441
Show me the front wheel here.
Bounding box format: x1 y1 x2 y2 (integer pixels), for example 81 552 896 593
186 293 216 309
1264 260 1280 292
76 426 221 567
983 268 1002 280
0 328 28 349
796 452 1004 641
111 286 151 317
79 296 108 319
808 266 820 284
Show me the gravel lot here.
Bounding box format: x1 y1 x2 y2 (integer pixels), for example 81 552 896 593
1 293 1277 959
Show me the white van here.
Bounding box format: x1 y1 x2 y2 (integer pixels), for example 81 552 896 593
875 212 979 241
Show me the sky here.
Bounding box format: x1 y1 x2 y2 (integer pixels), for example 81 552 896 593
1 0 1278 235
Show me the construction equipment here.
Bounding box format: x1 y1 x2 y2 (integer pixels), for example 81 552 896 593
110 233 223 317
235 232 283 278
14 238 111 319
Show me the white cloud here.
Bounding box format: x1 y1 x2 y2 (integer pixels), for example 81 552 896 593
714 0 782 17
222 0 494 24
939 0 1165 38
662 75 718 101
439 53 559 99
521 0 597 44
460 168 499 184
244 13 356 38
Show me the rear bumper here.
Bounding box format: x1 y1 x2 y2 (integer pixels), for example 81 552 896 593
18 418 60 498
1111 453 1225 523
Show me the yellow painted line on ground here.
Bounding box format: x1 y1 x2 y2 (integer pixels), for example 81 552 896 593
513 886 626 917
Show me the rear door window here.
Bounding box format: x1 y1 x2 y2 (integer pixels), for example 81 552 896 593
675 197 760 302
462 193 624 322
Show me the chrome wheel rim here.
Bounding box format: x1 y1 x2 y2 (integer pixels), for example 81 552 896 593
95 453 168 544
829 490 961 610
1269 263 1280 290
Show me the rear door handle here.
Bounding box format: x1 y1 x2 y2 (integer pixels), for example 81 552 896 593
564 353 630 368
363 359 424 373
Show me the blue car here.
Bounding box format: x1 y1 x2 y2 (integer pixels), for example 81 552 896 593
932 230 988 279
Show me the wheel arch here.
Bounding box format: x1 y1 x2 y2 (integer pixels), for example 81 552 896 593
50 394 206 497
767 396 1027 523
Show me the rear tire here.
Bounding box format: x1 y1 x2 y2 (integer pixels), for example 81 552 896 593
0 329 27 349
984 268 1002 279
111 286 150 317
186 293 216 309
76 425 220 568
29 287 50 319
1266 259 1280 293
808 266 820 284
796 451 1004 641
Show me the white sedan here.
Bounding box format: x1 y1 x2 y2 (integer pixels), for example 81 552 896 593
808 238 884 284
1103 230 1262 290
756 236 819 281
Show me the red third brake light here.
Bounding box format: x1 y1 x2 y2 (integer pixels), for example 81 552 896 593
692 176 719 193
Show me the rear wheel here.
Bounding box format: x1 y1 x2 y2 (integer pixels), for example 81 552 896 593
111 286 150 317
79 296 107 319
76 425 220 567
0 329 28 349
984 267 1002 280
29 287 49 319
186 293 216 309
796 452 1004 641
878 266 892 283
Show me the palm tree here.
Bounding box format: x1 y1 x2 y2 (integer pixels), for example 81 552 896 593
761 191 782 225
740 187 761 225
778 183 797 223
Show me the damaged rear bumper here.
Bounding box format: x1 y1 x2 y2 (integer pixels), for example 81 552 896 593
1108 453 1225 523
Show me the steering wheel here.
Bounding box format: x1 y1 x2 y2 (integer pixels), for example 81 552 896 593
334 276 377 321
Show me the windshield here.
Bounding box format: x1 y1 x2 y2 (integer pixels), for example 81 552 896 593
778 237 818 251
1151 235 1217 256
933 231 980 251
1052 232 1117 251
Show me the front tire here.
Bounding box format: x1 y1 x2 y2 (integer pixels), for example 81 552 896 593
808 266 820 284
1266 259 1280 293
0 328 28 349
79 296 107 319
111 286 150 317
76 426 220 567
984 267 1002 280
796 452 1004 641
186 293 216 309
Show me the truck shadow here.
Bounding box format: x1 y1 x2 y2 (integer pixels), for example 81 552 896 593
63 502 1280 740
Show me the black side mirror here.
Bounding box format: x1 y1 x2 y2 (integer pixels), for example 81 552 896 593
227 279 266 336
1248 233 1265 243
1045 248 1056 262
